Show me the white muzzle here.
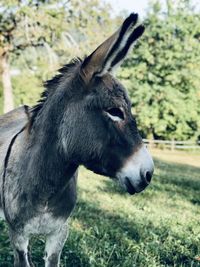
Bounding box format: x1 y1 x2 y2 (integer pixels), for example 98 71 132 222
116 145 154 194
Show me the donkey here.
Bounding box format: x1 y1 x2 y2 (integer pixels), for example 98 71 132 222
0 13 154 267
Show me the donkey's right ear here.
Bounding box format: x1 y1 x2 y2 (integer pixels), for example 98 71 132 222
80 13 145 83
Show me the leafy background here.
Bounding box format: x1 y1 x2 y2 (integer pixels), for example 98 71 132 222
0 0 200 141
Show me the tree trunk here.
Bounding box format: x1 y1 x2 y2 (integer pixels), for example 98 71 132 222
0 52 14 113
166 0 172 16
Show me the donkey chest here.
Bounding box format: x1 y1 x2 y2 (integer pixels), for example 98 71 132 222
24 213 66 236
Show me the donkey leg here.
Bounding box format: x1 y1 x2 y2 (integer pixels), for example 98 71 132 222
9 231 33 267
44 222 69 267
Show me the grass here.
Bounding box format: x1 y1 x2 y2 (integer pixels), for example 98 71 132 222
0 151 200 267
150 148 200 167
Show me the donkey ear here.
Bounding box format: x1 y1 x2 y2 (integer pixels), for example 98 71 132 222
81 13 145 83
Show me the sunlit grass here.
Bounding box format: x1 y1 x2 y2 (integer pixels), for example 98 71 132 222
0 153 200 267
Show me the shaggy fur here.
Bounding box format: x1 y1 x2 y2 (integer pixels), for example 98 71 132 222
0 13 153 267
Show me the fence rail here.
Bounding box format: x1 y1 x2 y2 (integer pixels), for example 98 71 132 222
143 139 200 151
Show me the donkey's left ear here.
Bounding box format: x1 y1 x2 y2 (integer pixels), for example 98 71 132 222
80 13 145 83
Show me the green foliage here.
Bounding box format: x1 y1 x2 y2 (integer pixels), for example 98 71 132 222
12 72 43 107
118 0 200 140
1 0 200 141
0 157 200 266
0 0 66 51
0 0 118 112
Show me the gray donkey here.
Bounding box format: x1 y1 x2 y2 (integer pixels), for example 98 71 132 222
0 13 154 267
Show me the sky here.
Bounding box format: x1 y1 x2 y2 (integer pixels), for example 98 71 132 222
106 0 153 17
106 0 200 17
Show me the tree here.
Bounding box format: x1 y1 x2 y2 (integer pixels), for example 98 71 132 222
0 0 117 112
0 0 68 112
119 0 200 140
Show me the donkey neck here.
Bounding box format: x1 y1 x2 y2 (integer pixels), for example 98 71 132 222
23 99 78 197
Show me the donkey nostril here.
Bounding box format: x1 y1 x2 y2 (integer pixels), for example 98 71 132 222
145 171 152 183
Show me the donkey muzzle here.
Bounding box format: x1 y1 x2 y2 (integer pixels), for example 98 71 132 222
116 145 154 195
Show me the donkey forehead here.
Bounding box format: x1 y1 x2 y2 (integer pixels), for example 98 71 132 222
90 74 131 108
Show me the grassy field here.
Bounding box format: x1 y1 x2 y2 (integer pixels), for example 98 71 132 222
0 150 200 267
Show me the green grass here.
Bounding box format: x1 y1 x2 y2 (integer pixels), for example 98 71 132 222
0 157 200 267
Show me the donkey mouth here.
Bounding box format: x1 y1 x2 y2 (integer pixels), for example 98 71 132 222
124 177 136 195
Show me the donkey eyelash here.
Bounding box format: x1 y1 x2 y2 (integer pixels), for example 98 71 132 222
105 107 125 122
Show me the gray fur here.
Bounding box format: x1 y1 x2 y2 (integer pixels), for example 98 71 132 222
0 14 153 267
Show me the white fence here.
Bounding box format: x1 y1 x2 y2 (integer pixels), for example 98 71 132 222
143 139 200 151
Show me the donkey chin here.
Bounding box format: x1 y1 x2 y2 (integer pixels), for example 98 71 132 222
116 145 154 195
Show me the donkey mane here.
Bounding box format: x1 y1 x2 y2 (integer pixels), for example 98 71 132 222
30 57 82 126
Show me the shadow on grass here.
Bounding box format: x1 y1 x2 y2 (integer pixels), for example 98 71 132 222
0 158 199 267
0 220 13 267
61 199 199 267
98 158 200 206
154 159 200 205
1 198 199 267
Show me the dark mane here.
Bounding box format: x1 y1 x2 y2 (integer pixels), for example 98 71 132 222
30 57 82 126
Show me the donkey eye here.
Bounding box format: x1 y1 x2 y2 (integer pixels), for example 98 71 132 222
106 108 125 122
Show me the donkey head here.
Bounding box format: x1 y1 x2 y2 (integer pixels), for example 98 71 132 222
59 13 154 194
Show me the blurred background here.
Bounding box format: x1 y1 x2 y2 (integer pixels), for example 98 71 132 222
0 0 200 267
